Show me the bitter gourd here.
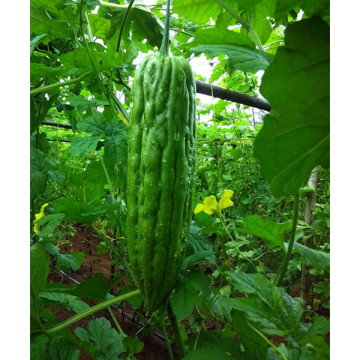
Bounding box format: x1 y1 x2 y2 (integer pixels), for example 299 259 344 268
126 53 196 312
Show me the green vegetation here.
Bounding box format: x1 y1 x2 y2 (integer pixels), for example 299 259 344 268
30 0 330 359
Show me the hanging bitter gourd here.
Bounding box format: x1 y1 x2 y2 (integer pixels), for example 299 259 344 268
126 51 196 312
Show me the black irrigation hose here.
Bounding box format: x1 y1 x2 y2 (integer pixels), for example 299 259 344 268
49 264 166 342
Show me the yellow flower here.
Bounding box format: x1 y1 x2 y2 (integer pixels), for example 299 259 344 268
194 189 234 215
33 203 49 233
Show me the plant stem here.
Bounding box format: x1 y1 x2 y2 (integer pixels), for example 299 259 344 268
167 302 185 358
107 306 126 336
116 0 136 52
213 0 264 51
160 0 171 55
44 290 140 335
162 319 175 360
246 320 288 360
274 191 300 286
30 71 92 96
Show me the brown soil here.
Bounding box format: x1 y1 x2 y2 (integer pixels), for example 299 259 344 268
47 224 179 360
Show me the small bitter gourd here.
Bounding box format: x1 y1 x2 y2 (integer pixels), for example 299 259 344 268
126 53 196 312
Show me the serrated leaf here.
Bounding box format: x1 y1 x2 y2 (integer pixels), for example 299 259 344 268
35 213 65 238
99 4 164 48
39 292 89 313
52 198 119 224
226 272 303 335
69 136 102 157
30 334 49 360
57 252 84 272
71 273 122 301
192 44 272 73
48 335 80 360
183 224 216 269
293 242 330 271
30 148 54 200
104 135 127 163
74 318 125 359
238 215 292 249
254 16 330 197
171 270 210 320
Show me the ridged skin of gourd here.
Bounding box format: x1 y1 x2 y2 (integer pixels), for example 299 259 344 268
126 53 196 313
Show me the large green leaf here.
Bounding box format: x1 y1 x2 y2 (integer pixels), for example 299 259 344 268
238 215 292 249
30 244 51 331
191 44 272 73
74 318 125 360
171 270 210 320
254 16 330 197
293 242 330 271
185 27 255 50
99 4 164 48
186 330 245 359
231 310 268 359
226 272 303 335
52 198 118 224
183 224 216 269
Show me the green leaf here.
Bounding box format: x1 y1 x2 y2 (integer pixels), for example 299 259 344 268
30 2 76 39
191 44 272 73
254 16 330 197
186 330 245 359
48 170 66 185
231 310 268 359
52 198 118 224
57 252 85 272
67 95 109 113
35 213 66 238
74 318 125 360
183 224 216 269
249 0 275 44
99 4 164 48
30 243 50 331
69 136 102 157
39 292 89 313
31 243 51 299
238 215 292 249
171 270 210 320
48 335 80 360
293 242 330 271
30 148 54 200
226 272 303 335
30 334 49 360
104 135 127 163
122 337 144 355
30 34 48 56
71 273 122 301
186 27 255 50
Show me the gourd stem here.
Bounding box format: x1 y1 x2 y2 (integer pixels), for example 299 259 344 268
116 0 136 52
30 71 92 95
167 302 185 358
160 0 171 56
162 319 175 360
43 290 140 335
274 191 300 286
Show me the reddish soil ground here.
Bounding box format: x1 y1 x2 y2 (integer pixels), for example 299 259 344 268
47 224 179 360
